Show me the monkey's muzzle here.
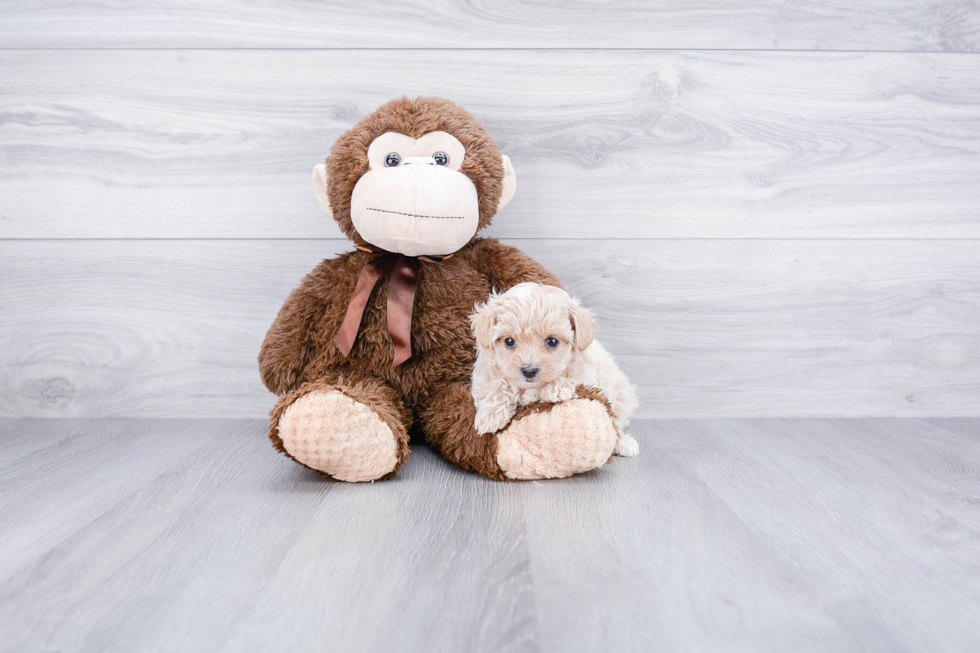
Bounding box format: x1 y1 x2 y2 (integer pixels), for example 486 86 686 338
350 162 480 257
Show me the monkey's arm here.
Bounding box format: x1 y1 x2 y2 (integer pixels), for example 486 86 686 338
258 257 344 395
469 238 561 291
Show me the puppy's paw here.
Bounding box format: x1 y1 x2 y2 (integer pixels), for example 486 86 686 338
518 388 539 405
538 378 577 403
554 378 578 402
614 434 640 458
475 404 515 435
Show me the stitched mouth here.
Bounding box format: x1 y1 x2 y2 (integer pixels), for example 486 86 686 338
366 207 466 220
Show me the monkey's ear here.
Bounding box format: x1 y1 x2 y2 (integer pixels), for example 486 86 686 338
497 155 517 212
470 302 497 351
312 164 332 216
569 300 598 351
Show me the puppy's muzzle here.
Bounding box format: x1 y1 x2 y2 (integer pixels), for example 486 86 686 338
520 365 540 381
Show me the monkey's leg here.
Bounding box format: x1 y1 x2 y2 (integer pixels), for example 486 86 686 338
420 382 618 481
418 381 508 480
269 373 412 482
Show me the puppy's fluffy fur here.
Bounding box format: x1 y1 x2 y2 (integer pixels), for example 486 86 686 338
470 283 639 457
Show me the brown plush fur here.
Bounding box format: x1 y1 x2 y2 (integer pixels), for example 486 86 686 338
259 96 613 481
260 237 560 479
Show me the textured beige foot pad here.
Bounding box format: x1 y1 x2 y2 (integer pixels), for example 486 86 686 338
495 398 618 480
277 390 399 482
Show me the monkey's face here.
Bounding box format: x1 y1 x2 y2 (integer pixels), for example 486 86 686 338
313 97 517 257
348 131 478 257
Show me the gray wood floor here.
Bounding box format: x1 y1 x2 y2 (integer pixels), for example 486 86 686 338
2 418 978 653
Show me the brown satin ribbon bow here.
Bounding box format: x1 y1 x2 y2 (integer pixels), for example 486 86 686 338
334 244 452 367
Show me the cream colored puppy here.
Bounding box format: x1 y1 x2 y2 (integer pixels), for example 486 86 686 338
470 282 639 457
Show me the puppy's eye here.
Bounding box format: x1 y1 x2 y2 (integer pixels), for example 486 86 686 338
385 153 401 167
433 151 449 166
545 337 560 348
503 337 516 348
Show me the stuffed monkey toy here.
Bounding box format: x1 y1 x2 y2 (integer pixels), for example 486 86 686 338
259 97 618 482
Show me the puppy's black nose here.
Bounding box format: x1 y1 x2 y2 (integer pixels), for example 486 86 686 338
521 365 540 380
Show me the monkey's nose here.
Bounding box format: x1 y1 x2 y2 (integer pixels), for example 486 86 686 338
521 365 540 380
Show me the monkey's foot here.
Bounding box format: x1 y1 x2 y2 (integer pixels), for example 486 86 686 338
495 392 617 480
277 390 399 482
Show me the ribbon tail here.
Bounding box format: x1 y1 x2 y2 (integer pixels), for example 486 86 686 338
334 255 394 358
387 256 419 367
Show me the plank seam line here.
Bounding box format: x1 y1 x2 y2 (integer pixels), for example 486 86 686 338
1 47 979 55
4 238 980 243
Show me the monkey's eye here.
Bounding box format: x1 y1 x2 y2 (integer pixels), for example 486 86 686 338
433 152 449 166
384 152 401 167
545 337 559 348
503 337 516 348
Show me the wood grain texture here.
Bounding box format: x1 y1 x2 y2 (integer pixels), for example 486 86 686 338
2 417 978 652
668 418 980 652
0 417 94 465
3 50 980 239
0 419 227 586
1 1 978 51
923 417 980 440
2 239 978 420
519 418 980 652
0 419 536 653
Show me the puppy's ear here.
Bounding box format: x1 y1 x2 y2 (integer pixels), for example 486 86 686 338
470 302 497 351
569 300 598 351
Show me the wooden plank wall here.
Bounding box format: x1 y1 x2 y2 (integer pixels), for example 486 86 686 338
1 3 979 418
